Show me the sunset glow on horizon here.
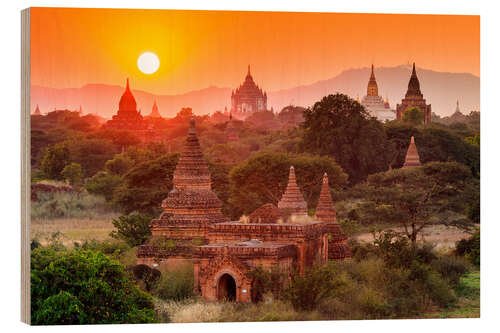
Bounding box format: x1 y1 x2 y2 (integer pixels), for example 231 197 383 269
30 7 479 95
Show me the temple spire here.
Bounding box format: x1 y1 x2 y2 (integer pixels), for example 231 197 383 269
315 173 337 222
402 136 422 168
278 166 308 217
367 64 379 96
247 64 251 76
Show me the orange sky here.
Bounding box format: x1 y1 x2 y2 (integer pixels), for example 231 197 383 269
30 7 479 95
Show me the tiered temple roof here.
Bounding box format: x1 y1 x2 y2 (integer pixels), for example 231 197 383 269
231 65 267 114
361 65 396 122
157 118 228 226
402 136 422 168
278 166 308 217
103 78 146 130
396 63 432 124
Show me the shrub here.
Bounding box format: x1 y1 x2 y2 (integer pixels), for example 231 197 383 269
31 248 155 325
129 264 161 291
283 263 345 311
431 256 469 287
110 214 153 247
85 171 123 201
152 264 194 301
456 230 480 266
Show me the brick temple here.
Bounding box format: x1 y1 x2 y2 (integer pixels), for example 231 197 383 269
137 118 351 302
102 78 166 143
396 63 432 124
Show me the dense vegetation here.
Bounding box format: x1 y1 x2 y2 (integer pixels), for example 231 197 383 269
30 94 480 324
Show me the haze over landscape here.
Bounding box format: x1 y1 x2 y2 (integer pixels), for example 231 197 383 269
31 64 479 118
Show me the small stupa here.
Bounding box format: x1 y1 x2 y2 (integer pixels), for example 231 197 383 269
150 100 161 118
315 173 336 223
402 136 421 168
33 104 41 115
278 166 308 217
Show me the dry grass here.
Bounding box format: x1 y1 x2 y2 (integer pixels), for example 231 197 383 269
355 224 473 250
30 217 116 247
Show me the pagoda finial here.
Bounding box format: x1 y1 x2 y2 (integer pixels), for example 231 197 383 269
126 78 130 90
412 63 416 76
247 64 251 76
189 117 196 134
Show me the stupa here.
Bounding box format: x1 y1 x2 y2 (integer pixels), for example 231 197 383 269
278 166 308 217
231 65 267 116
315 173 351 260
152 118 228 233
149 100 162 118
33 104 41 116
402 136 422 168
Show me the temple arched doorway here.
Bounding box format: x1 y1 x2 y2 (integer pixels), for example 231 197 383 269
217 273 236 301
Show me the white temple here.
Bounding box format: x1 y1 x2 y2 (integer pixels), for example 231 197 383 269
361 65 396 122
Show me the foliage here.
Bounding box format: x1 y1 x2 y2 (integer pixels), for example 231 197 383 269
61 162 83 186
302 93 394 184
229 152 347 218
113 153 179 214
31 248 155 325
247 266 287 301
283 263 346 311
40 142 70 180
349 162 476 244
456 229 480 266
105 154 134 176
152 264 194 301
85 171 123 201
402 107 424 125
110 214 153 247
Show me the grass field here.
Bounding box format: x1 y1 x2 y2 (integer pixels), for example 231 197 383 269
31 217 116 247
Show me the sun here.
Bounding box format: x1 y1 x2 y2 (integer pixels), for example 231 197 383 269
137 52 160 74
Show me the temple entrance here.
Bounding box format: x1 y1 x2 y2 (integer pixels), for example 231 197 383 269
217 273 236 301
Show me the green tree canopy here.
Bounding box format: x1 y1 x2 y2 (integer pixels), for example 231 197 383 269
113 153 179 214
302 93 394 184
40 142 70 180
349 161 476 244
110 213 153 247
61 162 83 187
31 248 155 325
229 152 348 218
402 107 424 125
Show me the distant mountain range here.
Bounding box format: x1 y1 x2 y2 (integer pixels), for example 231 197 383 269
31 64 479 119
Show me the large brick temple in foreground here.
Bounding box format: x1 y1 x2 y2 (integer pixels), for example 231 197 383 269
137 118 351 302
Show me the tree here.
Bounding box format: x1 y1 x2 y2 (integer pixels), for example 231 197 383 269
350 162 476 245
61 163 83 187
402 107 424 125
302 93 394 184
31 248 155 325
110 214 153 247
85 171 123 201
40 143 70 180
105 154 134 176
113 153 179 214
229 152 348 218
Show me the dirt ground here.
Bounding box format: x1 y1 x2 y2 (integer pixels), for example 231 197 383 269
354 224 474 249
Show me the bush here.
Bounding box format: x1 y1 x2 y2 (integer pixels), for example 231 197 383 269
283 263 345 311
129 264 161 291
31 248 155 325
456 230 480 266
152 264 194 301
110 214 153 247
85 171 123 201
431 256 469 287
